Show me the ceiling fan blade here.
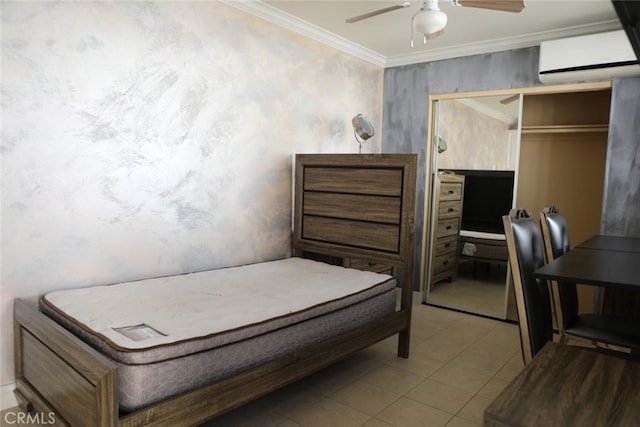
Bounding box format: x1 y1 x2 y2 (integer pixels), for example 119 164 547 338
346 2 412 23
456 0 525 13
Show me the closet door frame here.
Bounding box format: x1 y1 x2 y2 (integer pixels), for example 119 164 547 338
420 81 613 302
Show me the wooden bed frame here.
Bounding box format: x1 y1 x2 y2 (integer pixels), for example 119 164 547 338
13 154 417 426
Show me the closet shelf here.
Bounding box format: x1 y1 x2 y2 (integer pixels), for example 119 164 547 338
521 124 609 134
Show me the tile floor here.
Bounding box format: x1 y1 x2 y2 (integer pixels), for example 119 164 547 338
202 302 524 427
428 261 509 319
427 278 506 320
1 303 524 427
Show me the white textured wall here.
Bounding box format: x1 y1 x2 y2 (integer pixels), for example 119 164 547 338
437 100 512 171
0 1 383 386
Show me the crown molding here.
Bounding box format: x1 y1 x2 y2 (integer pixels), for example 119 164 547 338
220 0 386 67
385 20 622 67
220 1 621 69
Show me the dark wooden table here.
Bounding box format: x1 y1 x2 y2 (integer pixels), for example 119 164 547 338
484 342 640 427
535 235 640 315
576 234 640 253
570 235 640 318
534 247 640 290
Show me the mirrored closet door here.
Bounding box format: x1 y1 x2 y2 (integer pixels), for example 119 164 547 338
424 94 522 319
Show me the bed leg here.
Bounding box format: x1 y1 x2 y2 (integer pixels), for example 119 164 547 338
398 330 410 358
397 268 413 358
14 389 33 414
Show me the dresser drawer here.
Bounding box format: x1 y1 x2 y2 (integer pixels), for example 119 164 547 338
437 218 460 237
438 200 463 219
347 259 393 274
439 182 463 201
435 235 458 255
433 252 457 275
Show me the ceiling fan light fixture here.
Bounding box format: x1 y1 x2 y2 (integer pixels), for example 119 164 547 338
346 0 525 48
413 8 447 35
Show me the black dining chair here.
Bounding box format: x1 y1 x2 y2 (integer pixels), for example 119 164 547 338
503 208 553 365
540 205 640 355
539 206 575 336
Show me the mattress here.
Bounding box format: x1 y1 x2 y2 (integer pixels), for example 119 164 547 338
41 257 397 410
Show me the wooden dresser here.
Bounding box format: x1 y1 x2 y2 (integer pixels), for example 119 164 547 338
430 173 464 289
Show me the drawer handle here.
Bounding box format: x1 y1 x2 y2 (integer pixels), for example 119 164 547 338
448 190 454 194
446 225 452 230
443 260 449 265
447 208 454 212
444 243 451 248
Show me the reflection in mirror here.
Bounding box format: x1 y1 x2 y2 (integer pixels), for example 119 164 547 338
425 94 521 320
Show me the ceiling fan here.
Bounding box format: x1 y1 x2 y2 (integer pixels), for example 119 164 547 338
346 0 525 47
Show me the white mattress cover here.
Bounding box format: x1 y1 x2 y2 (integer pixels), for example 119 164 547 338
42 257 394 351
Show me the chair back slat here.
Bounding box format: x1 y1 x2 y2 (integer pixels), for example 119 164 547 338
504 209 553 365
540 206 579 332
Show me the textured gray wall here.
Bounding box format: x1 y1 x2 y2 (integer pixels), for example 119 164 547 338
381 46 640 290
602 78 640 237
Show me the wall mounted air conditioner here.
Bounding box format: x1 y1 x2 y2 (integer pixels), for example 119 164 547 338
539 30 640 83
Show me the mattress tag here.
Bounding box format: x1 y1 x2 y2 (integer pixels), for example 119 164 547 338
113 324 167 341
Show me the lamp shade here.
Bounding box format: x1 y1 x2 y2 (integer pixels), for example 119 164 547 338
413 9 447 35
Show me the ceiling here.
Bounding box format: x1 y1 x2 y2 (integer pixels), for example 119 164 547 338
223 0 622 67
